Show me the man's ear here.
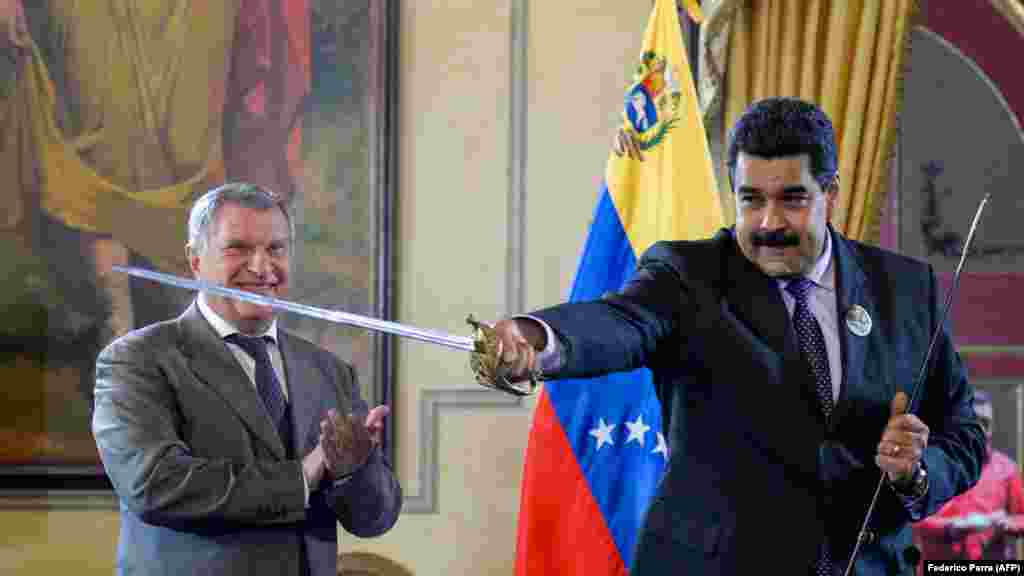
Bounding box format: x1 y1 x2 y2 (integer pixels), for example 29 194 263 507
824 174 840 221
186 244 200 277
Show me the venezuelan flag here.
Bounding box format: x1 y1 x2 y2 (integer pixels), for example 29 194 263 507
514 0 723 573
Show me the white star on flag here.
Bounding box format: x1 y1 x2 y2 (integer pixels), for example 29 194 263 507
589 418 616 451
625 415 651 446
652 432 669 461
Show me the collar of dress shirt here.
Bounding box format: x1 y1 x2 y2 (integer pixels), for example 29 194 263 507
197 293 279 343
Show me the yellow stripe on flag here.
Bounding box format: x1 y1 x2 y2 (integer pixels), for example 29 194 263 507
605 0 722 255
679 0 705 24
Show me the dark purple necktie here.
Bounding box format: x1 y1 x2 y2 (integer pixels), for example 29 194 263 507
225 333 305 574
225 334 290 443
785 278 836 576
786 278 834 418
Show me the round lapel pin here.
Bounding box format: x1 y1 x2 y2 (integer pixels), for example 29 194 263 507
846 305 872 337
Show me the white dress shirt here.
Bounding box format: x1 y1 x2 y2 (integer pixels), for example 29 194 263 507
197 294 289 400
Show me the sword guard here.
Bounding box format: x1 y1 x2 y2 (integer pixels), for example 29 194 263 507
466 315 539 397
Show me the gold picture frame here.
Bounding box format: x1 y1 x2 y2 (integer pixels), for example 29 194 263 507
0 0 398 505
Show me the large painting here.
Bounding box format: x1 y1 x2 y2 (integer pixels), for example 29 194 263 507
0 0 396 496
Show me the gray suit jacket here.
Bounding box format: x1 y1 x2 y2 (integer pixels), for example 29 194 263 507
92 303 402 576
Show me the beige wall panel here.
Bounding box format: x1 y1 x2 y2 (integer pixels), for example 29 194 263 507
355 1 653 574
392 0 513 499
351 409 528 574
0 510 118 575
526 4 650 309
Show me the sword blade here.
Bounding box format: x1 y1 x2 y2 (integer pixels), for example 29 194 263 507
111 266 475 352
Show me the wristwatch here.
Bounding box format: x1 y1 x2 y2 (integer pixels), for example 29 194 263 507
892 461 929 501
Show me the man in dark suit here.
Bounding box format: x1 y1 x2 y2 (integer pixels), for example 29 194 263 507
92 182 401 576
494 97 985 575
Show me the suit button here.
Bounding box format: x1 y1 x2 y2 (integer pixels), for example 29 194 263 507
858 530 876 545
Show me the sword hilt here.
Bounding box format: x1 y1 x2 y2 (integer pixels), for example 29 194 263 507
466 315 540 397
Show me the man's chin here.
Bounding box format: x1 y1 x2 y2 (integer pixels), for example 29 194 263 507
233 303 276 324
753 258 799 277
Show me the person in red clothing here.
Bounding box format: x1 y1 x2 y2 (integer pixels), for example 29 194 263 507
913 390 1024 566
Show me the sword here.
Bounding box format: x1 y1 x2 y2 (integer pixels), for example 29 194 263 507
843 192 991 576
111 265 539 396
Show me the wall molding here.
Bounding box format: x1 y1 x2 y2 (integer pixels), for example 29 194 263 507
959 345 1024 356
0 491 116 510
506 0 529 316
403 389 526 514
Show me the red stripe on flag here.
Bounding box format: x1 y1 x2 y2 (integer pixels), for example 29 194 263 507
515 391 628 576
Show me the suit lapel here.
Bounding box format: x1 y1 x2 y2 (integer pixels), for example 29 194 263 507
722 231 795 360
277 331 324 454
721 229 831 429
176 304 287 459
830 228 876 426
718 230 827 454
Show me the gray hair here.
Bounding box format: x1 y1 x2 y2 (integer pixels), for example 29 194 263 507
187 182 295 255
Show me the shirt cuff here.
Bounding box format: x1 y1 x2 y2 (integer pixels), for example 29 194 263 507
512 314 564 375
890 463 929 520
894 488 927 521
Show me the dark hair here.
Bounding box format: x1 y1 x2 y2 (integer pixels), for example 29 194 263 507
726 97 838 191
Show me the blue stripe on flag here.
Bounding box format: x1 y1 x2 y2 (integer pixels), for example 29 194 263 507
547 183 667 568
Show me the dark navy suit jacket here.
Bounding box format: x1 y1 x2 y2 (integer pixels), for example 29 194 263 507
532 227 985 575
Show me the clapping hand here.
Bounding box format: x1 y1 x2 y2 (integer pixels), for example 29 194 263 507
364 405 389 445
319 406 389 479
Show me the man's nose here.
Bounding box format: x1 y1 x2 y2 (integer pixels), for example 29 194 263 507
246 249 273 276
760 200 786 230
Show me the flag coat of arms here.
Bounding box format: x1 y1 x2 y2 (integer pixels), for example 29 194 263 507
514 0 723 574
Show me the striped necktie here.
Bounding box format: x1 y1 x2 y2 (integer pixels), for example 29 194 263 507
224 333 291 446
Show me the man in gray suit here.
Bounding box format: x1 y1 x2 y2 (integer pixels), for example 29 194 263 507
92 182 402 576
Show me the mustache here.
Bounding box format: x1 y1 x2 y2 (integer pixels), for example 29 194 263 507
750 229 800 247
